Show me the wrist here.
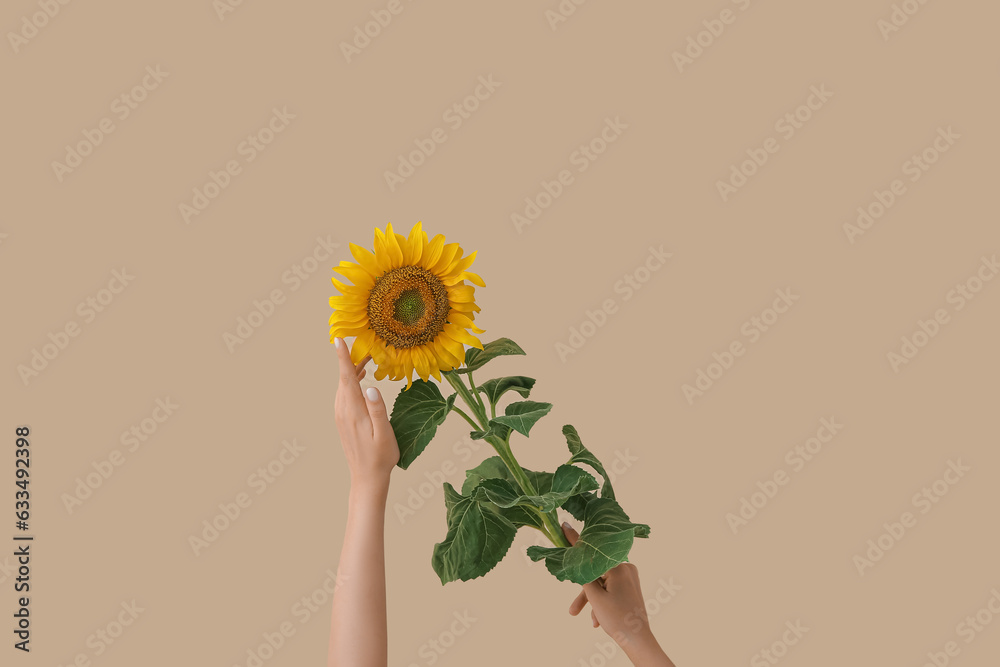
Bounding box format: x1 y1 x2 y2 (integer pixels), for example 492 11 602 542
349 473 391 501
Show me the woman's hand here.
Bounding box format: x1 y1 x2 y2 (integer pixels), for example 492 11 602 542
333 337 399 492
563 522 676 666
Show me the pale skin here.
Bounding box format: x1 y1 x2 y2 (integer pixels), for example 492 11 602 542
328 336 676 667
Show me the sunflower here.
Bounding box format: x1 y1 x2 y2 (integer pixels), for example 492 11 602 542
329 222 486 389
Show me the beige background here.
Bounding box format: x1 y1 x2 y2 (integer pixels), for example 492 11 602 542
3 1 999 665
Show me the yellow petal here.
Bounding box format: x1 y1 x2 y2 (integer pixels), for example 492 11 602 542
350 328 377 364
432 337 463 369
430 243 460 275
448 311 485 334
411 346 430 381
373 228 393 273
405 221 424 265
385 222 404 268
448 285 477 302
349 242 382 278
332 277 369 296
444 249 477 279
332 263 375 289
422 234 446 270
445 323 484 349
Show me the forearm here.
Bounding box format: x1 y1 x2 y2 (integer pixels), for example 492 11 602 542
622 630 676 667
328 479 390 667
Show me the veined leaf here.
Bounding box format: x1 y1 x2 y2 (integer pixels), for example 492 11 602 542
478 376 536 410
561 490 597 521
563 424 615 500
431 483 518 584
526 497 648 585
462 457 550 530
455 338 526 374
471 465 598 513
492 400 553 437
390 380 455 469
470 421 511 442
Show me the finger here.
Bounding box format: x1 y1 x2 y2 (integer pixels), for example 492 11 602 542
591 609 600 628
357 368 367 381
562 521 580 546
354 353 372 376
363 385 395 450
335 337 369 419
568 589 589 616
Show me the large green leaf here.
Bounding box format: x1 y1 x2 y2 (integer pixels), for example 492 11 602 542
563 424 615 500
492 400 553 437
526 497 649 584
478 376 536 410
431 482 518 584
471 465 598 513
561 490 597 521
454 338 526 373
462 457 549 530
390 379 456 469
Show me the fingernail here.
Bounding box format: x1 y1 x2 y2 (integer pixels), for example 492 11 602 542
366 387 379 401
562 521 571 530
334 337 342 349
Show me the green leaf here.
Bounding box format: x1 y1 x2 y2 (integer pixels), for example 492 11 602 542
431 482 518 584
471 465 598 513
563 424 615 500
492 401 553 437
454 338 526 374
561 490 596 521
470 421 511 442
478 376 536 410
461 457 549 530
389 379 453 469
526 497 646 584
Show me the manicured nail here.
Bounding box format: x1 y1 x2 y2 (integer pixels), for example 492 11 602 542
562 521 571 530
334 337 342 349
366 387 379 401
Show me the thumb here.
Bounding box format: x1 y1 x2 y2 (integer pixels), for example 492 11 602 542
364 386 390 432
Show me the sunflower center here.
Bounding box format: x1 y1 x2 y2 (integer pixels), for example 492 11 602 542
367 265 450 349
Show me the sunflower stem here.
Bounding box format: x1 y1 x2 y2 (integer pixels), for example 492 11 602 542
450 404 480 431
467 370 487 415
444 371 570 549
